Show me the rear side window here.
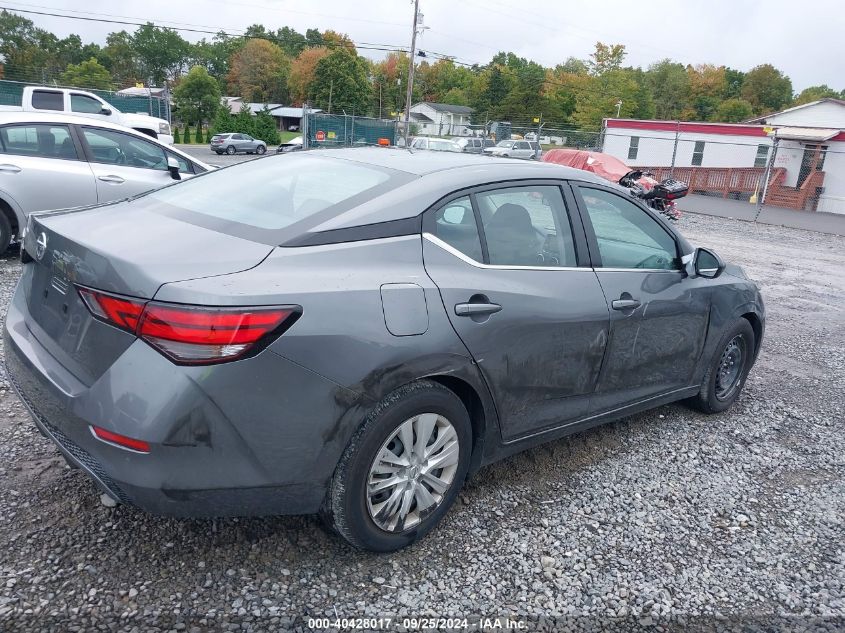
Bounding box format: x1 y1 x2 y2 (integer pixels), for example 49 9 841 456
0 124 77 159
31 90 63 111
431 196 483 261
146 155 393 231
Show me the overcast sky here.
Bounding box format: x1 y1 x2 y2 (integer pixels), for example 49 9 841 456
6 0 843 91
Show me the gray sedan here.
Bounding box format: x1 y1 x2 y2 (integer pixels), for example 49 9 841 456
6 149 764 552
210 132 267 155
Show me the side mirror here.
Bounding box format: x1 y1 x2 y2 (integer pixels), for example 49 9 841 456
167 156 181 181
693 247 724 279
100 107 112 115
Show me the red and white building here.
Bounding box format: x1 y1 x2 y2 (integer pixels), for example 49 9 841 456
601 99 845 214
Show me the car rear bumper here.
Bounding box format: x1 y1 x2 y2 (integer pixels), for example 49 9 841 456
3 285 358 517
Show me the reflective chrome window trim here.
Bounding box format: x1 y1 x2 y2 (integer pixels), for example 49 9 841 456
423 233 588 272
423 233 681 274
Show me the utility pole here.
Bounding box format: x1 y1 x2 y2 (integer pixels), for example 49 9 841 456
403 0 421 145
328 79 333 115
615 100 622 118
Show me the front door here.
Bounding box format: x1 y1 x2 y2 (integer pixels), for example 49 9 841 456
78 126 175 203
423 183 610 440
572 184 711 412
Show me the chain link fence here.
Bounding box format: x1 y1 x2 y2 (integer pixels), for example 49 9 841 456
599 128 844 215
305 113 397 148
0 79 171 122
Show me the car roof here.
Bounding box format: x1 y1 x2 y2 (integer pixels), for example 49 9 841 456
0 111 211 170
285 148 613 235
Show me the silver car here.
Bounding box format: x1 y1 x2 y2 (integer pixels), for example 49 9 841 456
483 139 541 159
0 111 210 254
210 133 268 155
5 148 764 552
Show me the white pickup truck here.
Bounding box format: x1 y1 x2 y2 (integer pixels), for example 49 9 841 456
0 86 173 144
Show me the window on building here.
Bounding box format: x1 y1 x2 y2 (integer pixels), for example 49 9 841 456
627 136 639 160
691 141 705 166
754 144 769 168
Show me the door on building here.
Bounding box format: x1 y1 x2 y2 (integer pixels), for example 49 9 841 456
797 144 827 188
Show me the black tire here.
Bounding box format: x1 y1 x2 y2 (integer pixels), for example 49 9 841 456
0 211 11 256
323 380 472 552
256 145 266 155
692 318 755 414
226 145 236 155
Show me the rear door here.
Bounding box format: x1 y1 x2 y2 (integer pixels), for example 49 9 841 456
422 182 610 440
78 125 175 203
0 122 97 214
571 183 711 412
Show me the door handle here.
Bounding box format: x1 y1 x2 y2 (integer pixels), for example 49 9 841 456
0 164 21 173
98 175 125 184
455 302 502 317
611 298 641 311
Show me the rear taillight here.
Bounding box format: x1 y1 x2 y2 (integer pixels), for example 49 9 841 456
77 287 299 364
91 425 150 453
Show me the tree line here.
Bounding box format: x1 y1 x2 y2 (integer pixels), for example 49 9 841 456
1 10 842 132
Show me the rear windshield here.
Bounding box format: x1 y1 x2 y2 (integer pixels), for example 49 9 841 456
145 154 403 241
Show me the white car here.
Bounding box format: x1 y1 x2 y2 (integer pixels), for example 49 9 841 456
0 112 211 254
409 137 462 152
483 139 542 160
0 86 174 145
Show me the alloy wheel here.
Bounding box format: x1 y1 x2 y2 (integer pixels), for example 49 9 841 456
366 413 460 533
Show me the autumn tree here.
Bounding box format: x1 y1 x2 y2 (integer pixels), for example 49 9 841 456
645 59 690 120
60 57 112 89
288 46 330 105
227 38 290 103
588 42 626 76
687 64 727 121
741 64 793 113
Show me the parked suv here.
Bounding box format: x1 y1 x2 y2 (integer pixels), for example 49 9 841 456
210 133 267 155
455 137 496 154
483 139 541 160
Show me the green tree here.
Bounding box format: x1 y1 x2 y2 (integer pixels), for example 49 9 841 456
645 59 690 120
724 67 745 99
311 48 372 114
714 98 754 122
184 123 193 144
60 57 113 89
173 126 181 144
132 23 190 84
792 84 841 106
173 66 221 127
252 106 281 145
741 64 793 113
102 30 141 86
233 104 256 136
195 124 204 143
210 107 235 134
573 69 641 129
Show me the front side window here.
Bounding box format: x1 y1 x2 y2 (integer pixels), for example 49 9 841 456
692 141 705 166
31 90 63 111
475 186 576 267
71 94 105 114
0 124 77 159
82 127 167 170
579 187 679 270
430 196 483 262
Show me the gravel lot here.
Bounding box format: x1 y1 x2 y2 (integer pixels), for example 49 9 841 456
0 212 843 632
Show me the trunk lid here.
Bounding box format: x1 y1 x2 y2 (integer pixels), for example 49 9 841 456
21 200 274 384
